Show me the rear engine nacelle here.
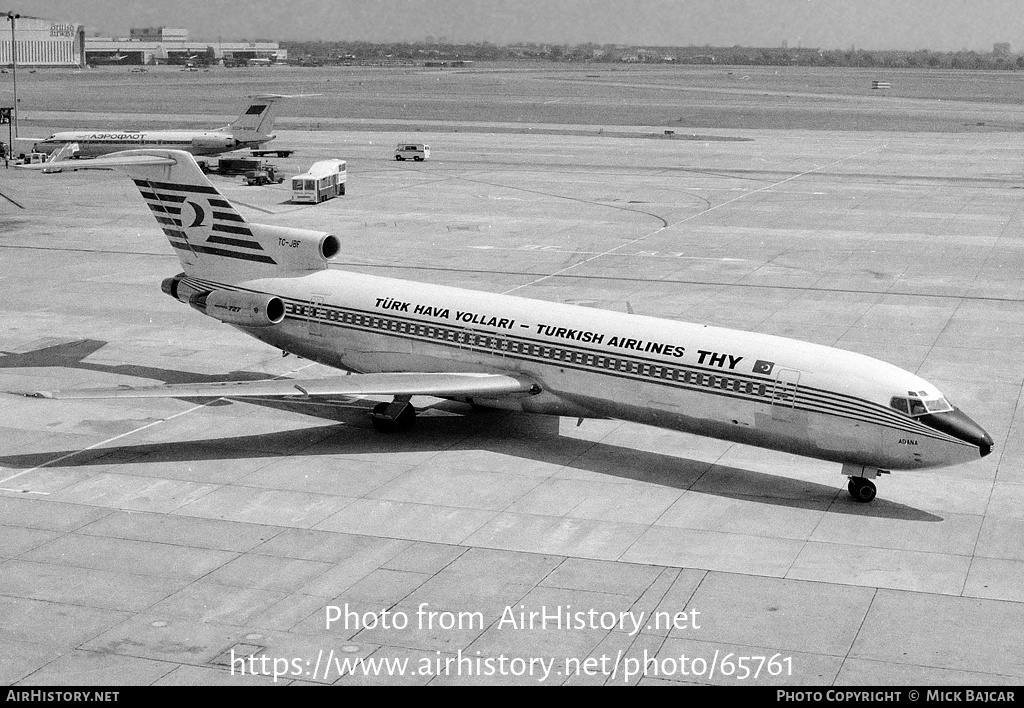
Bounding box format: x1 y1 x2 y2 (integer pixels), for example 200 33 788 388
188 289 285 327
191 134 237 152
161 273 204 303
248 223 341 271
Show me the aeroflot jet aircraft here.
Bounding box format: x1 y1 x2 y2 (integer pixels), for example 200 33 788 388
19 150 993 503
31 94 312 158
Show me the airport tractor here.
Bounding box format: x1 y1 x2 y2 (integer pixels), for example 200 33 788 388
244 165 286 186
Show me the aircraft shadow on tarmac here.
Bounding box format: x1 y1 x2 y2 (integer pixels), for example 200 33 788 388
0 339 940 521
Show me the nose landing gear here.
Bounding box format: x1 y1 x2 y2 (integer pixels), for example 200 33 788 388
847 476 877 503
841 464 888 503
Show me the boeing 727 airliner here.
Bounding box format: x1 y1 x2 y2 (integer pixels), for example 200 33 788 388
18 150 993 503
31 94 315 158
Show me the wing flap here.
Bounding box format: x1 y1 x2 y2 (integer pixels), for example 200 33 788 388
25 372 537 401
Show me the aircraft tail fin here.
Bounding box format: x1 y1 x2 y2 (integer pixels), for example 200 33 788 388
228 95 280 137
20 149 338 278
226 93 321 141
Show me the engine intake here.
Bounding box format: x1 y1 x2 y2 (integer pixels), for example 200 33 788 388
189 289 285 327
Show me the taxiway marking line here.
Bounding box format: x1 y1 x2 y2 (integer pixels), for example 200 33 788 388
0 362 319 489
0 189 26 209
501 144 885 295
471 245 746 261
0 404 214 487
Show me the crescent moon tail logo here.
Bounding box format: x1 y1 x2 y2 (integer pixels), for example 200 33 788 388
186 201 206 228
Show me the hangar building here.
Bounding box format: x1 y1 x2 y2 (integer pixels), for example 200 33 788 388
0 15 86 67
85 27 285 66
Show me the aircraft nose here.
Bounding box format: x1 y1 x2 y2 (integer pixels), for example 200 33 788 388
924 408 993 457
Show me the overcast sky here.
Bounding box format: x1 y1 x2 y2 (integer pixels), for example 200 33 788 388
16 0 1024 51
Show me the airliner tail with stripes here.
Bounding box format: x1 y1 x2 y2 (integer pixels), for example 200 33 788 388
120 149 338 279
18 150 992 503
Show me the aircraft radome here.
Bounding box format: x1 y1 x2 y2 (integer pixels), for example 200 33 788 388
14 150 993 503
30 94 319 159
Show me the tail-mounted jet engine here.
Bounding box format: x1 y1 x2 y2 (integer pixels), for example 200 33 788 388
247 225 341 271
187 290 285 327
191 134 238 152
161 274 199 303
160 275 284 327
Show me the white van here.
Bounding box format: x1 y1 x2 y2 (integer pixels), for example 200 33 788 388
394 143 430 161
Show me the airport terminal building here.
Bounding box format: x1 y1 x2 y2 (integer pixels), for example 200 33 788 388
0 15 86 67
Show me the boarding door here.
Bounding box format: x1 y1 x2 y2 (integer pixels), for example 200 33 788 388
460 329 512 366
770 369 801 420
493 332 510 360
309 295 326 336
455 327 480 357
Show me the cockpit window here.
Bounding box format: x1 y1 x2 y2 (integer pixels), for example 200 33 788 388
908 399 928 416
890 396 953 417
924 397 953 413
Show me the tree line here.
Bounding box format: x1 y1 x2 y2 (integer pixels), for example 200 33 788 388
282 40 1024 70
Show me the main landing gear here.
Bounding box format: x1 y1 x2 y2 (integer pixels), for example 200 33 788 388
370 398 416 433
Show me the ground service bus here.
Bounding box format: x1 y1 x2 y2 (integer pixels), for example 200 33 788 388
291 159 347 203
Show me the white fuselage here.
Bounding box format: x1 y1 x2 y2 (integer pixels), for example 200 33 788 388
178 267 985 472
33 130 269 158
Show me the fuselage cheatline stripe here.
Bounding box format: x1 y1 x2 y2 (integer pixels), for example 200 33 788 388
178 276 968 446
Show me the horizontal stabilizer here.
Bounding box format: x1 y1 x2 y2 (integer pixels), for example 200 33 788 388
22 372 538 401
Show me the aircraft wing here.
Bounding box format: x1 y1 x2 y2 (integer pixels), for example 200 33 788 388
23 372 537 401
20 152 176 172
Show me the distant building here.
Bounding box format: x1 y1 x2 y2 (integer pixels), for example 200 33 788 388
423 59 472 68
85 28 285 66
0 15 86 67
129 27 188 43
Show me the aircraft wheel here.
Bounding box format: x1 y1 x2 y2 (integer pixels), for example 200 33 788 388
370 401 416 433
395 156 403 161
847 477 876 503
